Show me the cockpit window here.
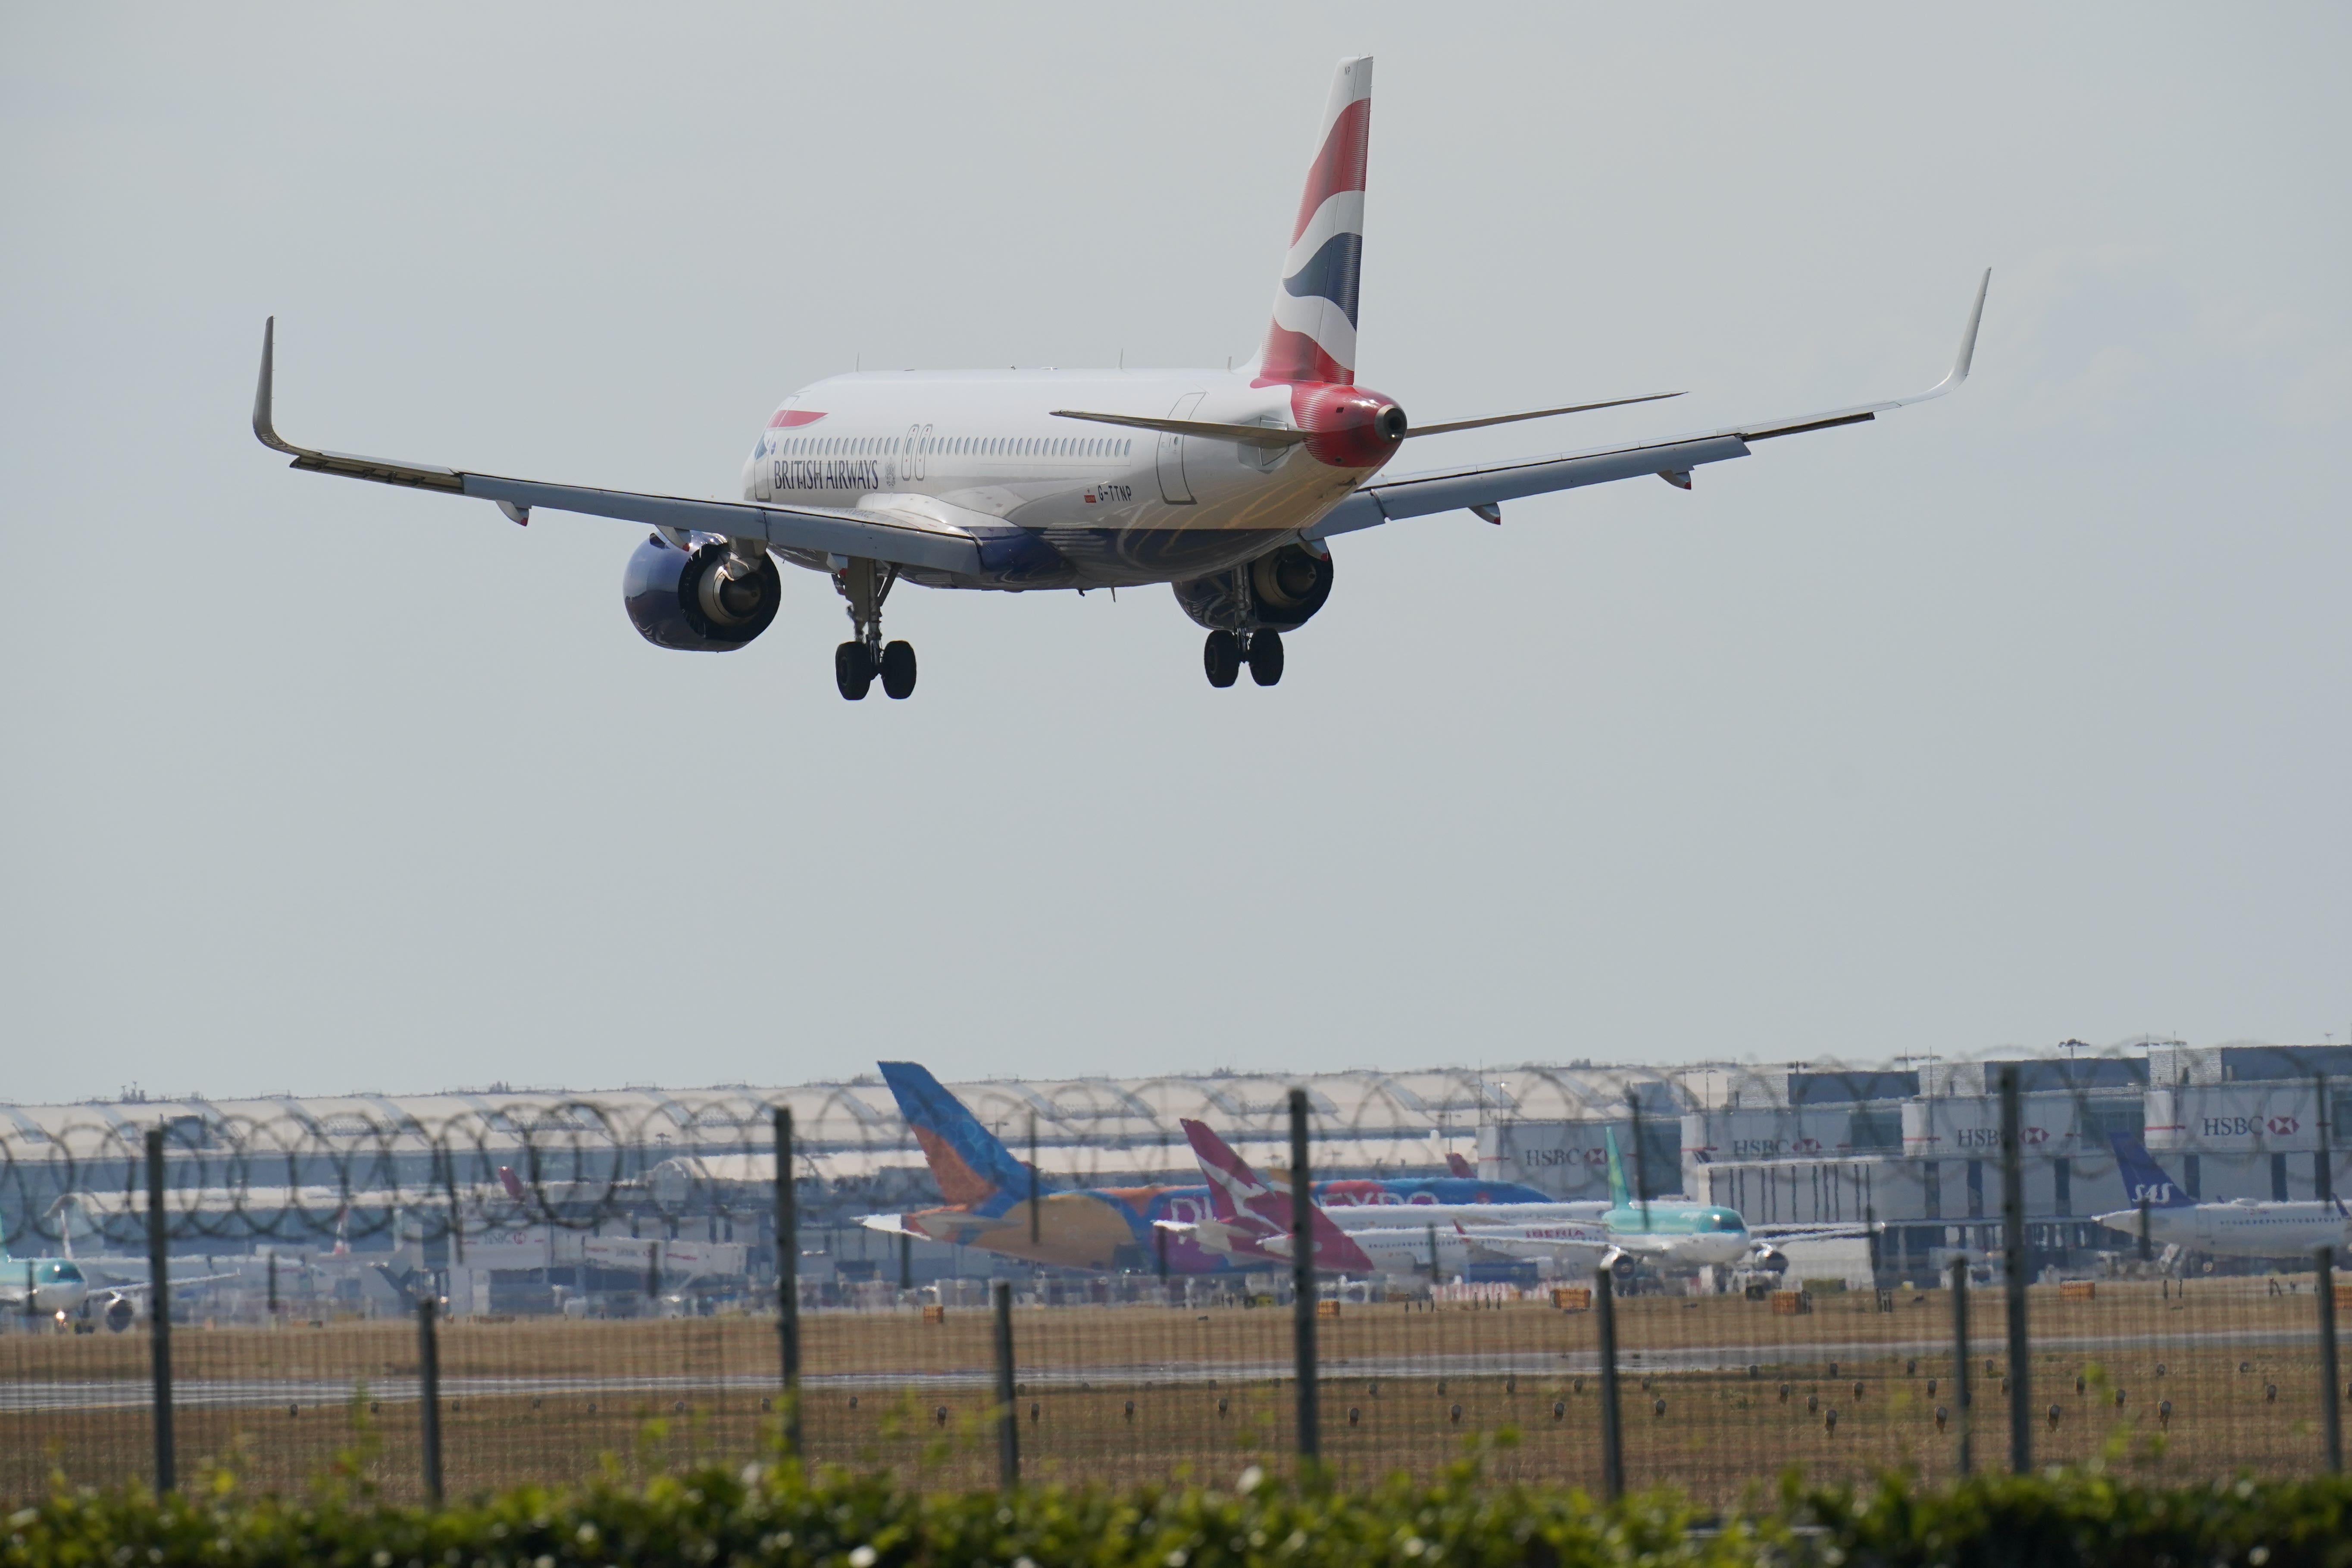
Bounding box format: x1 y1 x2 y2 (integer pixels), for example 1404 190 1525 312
39 1261 84 1283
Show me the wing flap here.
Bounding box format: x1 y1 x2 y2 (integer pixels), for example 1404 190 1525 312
1350 434 1751 528
1322 269 1989 531
254 318 981 577
459 476 983 576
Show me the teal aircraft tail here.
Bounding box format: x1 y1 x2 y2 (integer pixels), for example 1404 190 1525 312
1603 1127 1630 1208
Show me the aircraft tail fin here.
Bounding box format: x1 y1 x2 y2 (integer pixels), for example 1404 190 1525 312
879 1061 1049 1211
2108 1133 2195 1208
1182 1118 1372 1272
1604 1126 1631 1209
1445 1151 1475 1178
1182 1119 1273 1221
1257 56 1371 386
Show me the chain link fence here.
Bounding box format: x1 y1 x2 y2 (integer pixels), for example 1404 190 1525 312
3 1050 2346 1505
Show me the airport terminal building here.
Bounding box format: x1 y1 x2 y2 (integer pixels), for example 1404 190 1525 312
2 1042 2344 1315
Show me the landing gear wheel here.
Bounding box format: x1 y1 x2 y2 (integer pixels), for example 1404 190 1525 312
880 640 918 700
835 641 875 700
1247 629 1284 687
1204 630 1240 688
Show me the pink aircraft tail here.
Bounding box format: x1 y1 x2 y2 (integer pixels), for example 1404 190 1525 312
1180 1119 1373 1273
497 1165 526 1203
1445 1152 1475 1178
1257 56 1371 387
1183 1117 1273 1222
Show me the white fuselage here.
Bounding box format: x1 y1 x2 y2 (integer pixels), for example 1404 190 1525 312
0 1258 89 1319
738 369 1385 590
2096 1200 2351 1260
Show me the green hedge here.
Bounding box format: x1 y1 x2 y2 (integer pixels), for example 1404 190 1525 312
5 1465 2349 1568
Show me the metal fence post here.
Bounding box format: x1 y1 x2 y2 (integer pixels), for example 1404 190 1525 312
417 1294 443 1504
1289 1087 1320 1470
2319 1245 2343 1476
1949 1254 1972 1476
1027 1114 1040 1248
774 1107 801 1461
991 1278 1019 1488
1426 1221 1441 1287
144 1127 174 1495
1998 1064 2031 1474
1595 1263 1624 1501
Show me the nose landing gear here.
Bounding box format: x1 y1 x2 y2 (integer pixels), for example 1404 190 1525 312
1202 628 1282 689
833 557 916 701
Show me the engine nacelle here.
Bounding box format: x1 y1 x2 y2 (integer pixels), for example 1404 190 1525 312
103 1293 136 1333
1173 542 1334 634
622 533 783 651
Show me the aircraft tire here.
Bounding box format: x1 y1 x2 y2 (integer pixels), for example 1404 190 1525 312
880 640 918 699
835 641 875 700
1247 629 1284 686
1204 630 1240 688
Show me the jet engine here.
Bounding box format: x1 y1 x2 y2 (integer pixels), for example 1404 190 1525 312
622 532 783 651
103 1293 136 1333
1173 542 1334 633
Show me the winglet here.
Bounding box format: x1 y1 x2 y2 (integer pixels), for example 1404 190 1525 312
253 316 303 457
1904 269 1991 405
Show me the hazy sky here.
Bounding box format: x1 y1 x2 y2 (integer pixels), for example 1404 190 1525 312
3 6 2347 1106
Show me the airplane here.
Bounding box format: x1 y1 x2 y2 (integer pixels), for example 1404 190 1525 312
0 1206 235 1332
863 1061 1552 1272
1173 1118 1607 1278
249 55 1987 701
2095 1133 2352 1261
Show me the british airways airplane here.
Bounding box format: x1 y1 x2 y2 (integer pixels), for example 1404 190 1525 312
253 56 1987 700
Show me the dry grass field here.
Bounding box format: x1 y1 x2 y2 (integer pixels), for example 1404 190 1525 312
3 1279 2338 1506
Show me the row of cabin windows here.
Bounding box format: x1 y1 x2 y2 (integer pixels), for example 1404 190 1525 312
774 435 1134 459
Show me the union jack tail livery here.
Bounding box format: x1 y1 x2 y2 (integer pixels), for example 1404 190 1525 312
1259 56 1371 386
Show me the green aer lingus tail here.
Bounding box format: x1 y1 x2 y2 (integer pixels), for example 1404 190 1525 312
1593 1127 1876 1270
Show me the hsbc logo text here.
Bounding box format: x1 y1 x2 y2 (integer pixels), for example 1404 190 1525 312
1954 1127 2050 1149
2200 1116 2290 1139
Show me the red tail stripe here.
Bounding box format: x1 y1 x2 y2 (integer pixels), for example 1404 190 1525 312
1254 328 1351 388
1288 97 1371 243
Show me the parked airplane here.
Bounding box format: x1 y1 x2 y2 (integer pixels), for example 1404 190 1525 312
2095 1134 2352 1261
863 1061 1551 1272
1173 1118 1607 1278
250 56 1986 700
1 1208 233 1331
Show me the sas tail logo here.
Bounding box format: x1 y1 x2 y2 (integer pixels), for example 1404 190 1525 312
2107 1133 2195 1209
1259 56 1370 387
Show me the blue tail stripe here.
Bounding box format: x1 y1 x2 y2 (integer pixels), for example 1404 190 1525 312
877 1062 1052 1205
1279 231 1363 326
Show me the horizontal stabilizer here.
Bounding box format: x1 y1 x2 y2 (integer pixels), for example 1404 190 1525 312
1051 410 1307 446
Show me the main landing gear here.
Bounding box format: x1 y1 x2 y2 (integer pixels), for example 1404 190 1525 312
1203 629 1282 689
833 557 916 701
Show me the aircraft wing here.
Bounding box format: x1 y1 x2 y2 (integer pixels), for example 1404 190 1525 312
1310 270 1988 538
1750 1224 1880 1243
251 321 984 577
